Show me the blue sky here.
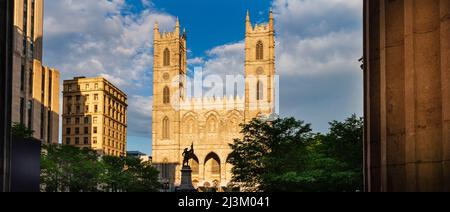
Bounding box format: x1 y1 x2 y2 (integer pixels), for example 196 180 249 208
43 0 363 155
149 0 272 55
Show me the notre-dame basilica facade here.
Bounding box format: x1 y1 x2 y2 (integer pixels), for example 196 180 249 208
152 10 276 190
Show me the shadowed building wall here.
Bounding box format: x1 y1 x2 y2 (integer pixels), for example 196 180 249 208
11 0 60 144
364 0 450 192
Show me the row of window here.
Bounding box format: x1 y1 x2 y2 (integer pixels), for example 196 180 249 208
106 97 126 112
66 104 98 114
66 94 126 110
106 88 126 102
65 126 125 139
66 116 94 125
66 94 99 103
66 105 126 121
106 120 126 132
65 83 98 92
65 137 91 145
83 83 99 90
65 83 126 102
65 136 126 152
65 116 126 131
66 102 125 123
105 107 126 122
102 139 125 151
104 149 123 157
66 127 94 135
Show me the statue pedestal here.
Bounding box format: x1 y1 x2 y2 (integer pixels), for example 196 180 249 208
178 166 197 192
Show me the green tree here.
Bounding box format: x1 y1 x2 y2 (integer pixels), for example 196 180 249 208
12 122 34 139
41 145 104 192
318 114 364 191
228 115 363 192
42 147 161 192
102 156 161 192
124 157 161 192
228 118 314 191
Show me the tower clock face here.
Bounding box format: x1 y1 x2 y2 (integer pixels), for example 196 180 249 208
163 73 170 81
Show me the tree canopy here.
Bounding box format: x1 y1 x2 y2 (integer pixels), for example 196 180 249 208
41 145 161 192
12 122 34 139
228 115 363 192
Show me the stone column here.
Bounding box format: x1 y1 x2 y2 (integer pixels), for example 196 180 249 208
364 0 450 192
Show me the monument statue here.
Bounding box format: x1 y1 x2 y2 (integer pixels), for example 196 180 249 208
182 143 194 167
178 143 197 192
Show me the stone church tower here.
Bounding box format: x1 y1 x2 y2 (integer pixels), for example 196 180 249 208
152 11 276 191
152 18 187 189
245 10 276 122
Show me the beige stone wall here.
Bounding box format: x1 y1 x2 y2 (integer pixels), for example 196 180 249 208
31 60 60 144
62 77 128 157
152 12 276 189
10 0 59 144
364 0 450 192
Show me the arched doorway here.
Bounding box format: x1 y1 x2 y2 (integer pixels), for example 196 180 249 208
204 152 221 186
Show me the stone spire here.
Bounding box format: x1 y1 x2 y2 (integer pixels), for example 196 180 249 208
246 10 252 33
175 17 180 36
269 8 274 31
153 21 160 40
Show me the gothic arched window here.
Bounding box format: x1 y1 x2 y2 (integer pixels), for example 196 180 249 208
163 117 170 139
163 86 170 104
207 116 218 133
256 41 264 60
185 117 195 134
163 48 170 66
257 80 264 101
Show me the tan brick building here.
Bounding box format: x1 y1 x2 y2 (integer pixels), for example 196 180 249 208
11 0 60 144
62 77 128 157
152 11 276 190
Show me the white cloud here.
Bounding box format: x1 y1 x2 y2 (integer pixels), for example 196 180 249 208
44 0 172 141
44 0 176 89
273 0 362 38
127 95 153 136
277 30 362 76
202 42 245 76
187 57 205 66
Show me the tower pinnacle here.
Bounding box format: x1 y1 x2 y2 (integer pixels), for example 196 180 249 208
246 10 252 33
175 17 180 35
